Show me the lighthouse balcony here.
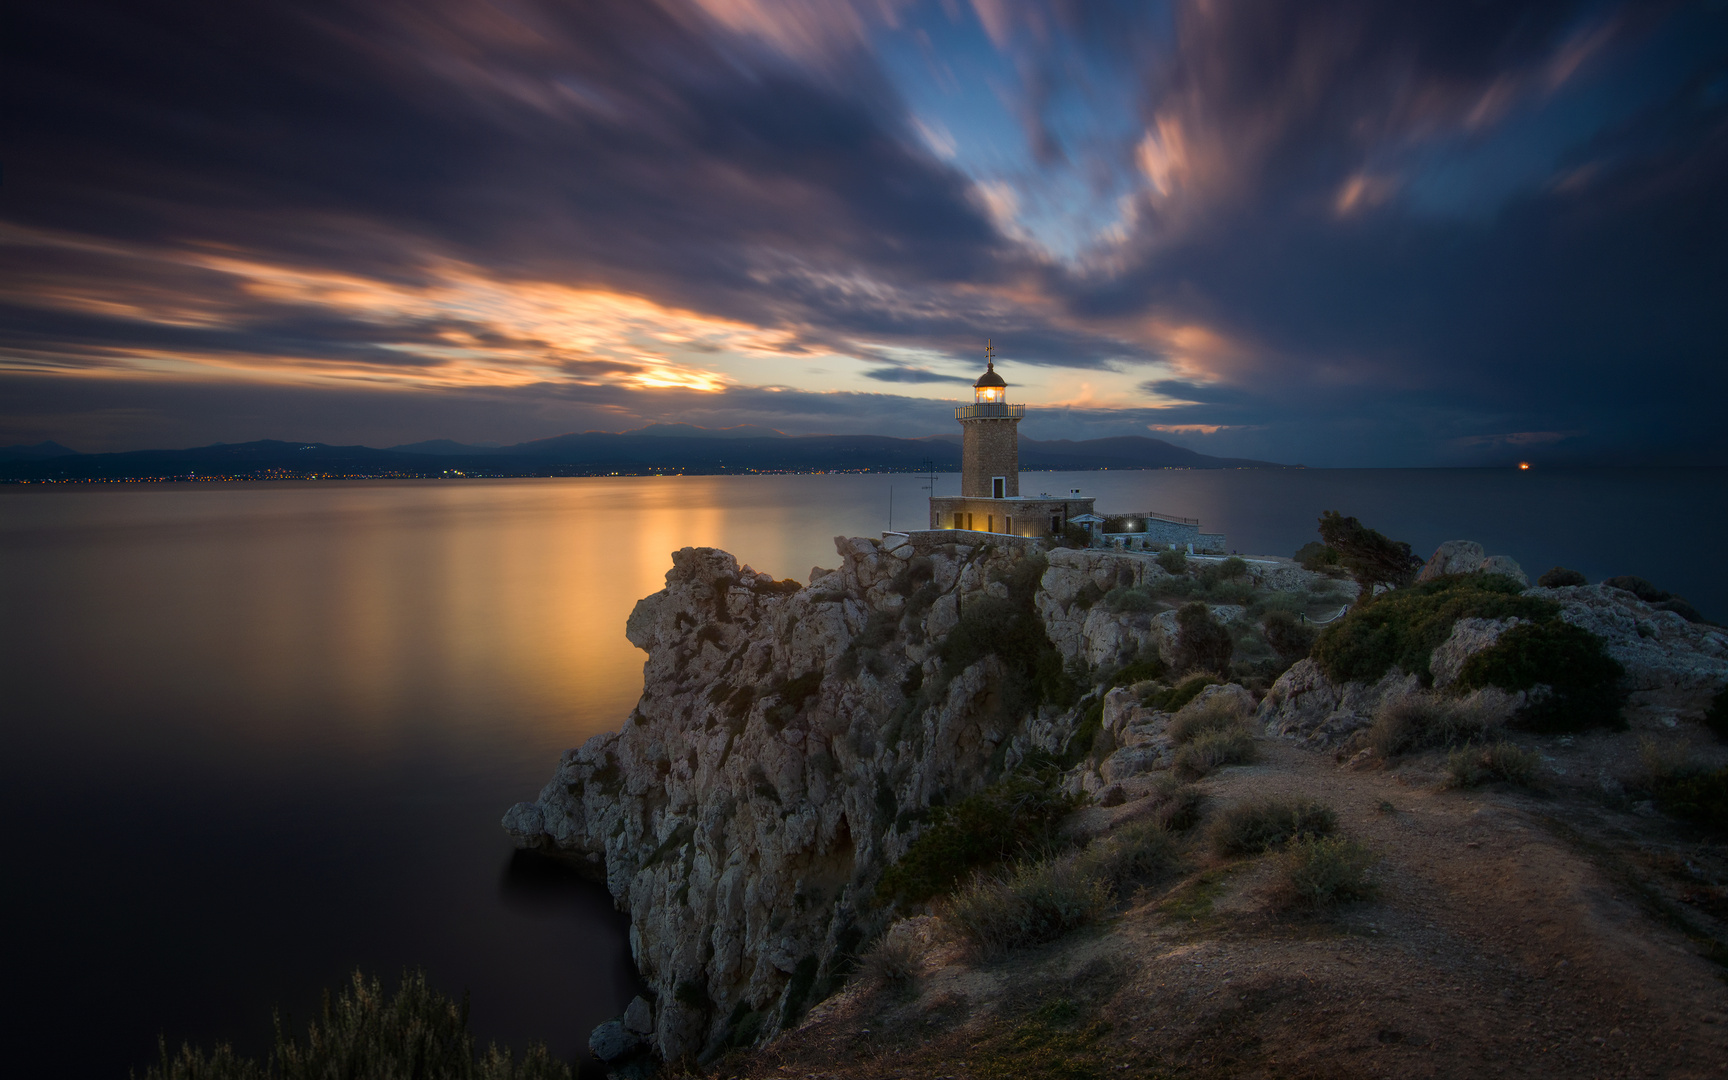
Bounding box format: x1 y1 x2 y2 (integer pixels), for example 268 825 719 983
954 402 1024 420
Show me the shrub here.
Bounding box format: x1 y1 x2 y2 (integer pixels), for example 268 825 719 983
1109 651 1168 689
1172 726 1257 778
1537 567 1587 588
1210 798 1337 855
1294 541 1342 572
1654 598 1706 624
1173 603 1233 674
1269 836 1380 910
1141 673 1222 713
1649 767 1728 832
1059 523 1093 548
1103 585 1157 613
1366 690 1503 757
1074 821 1183 895
1218 556 1249 579
939 552 1075 713
1707 685 1728 743
141 971 571 1080
1155 548 1188 574
944 855 1112 954
1312 574 1559 685
1141 777 1204 831
856 928 922 996
1317 511 1422 592
878 755 1082 906
1603 575 1670 602
1445 741 1539 787
1167 692 1249 744
1261 609 1317 660
1455 620 1626 732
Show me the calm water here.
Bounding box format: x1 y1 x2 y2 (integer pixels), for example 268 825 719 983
1 468 1721 1078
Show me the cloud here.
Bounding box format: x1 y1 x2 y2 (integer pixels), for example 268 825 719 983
0 0 1722 466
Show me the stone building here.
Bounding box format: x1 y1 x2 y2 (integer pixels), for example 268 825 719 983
927 349 1096 537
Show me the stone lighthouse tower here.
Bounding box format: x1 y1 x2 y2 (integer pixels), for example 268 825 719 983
926 341 1094 536
959 341 1022 499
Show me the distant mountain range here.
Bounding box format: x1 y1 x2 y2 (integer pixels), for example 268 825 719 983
0 427 1289 480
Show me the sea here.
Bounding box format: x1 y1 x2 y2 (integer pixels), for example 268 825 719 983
2 468 1723 1078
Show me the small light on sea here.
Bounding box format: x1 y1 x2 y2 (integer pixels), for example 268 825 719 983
1518 462 1531 470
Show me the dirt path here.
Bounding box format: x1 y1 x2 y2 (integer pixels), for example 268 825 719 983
708 738 1728 1080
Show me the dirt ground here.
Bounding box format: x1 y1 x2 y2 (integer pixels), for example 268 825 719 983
699 730 1728 1080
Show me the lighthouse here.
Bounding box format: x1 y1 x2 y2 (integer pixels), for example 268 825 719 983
927 342 1095 536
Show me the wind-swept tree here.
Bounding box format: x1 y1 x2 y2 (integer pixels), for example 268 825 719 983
1317 511 1422 593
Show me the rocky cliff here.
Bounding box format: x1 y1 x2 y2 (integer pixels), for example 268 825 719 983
503 534 1728 1067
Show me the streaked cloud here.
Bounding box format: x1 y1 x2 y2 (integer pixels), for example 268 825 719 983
0 0 1722 465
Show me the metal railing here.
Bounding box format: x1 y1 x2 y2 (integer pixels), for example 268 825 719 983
1106 510 1202 527
954 403 1024 420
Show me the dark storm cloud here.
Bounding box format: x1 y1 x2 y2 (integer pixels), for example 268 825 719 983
1 0 1723 463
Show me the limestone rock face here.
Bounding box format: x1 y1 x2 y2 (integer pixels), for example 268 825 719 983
502 537 1106 1062
1531 583 1728 721
1430 617 1522 688
1417 541 1529 587
1258 660 1419 746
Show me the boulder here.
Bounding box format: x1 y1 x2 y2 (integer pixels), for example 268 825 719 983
1417 541 1529 587
623 995 654 1036
501 802 545 849
589 1019 644 1063
1259 661 1417 747
1430 617 1521 688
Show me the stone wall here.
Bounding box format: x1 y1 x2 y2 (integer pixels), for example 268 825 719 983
959 418 1019 497
927 496 1094 536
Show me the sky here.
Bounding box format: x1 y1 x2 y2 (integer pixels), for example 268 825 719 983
3 0 1725 466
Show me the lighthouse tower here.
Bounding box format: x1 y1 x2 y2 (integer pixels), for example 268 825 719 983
927 342 1094 536
958 341 1022 499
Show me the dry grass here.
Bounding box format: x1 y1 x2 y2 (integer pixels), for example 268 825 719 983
944 854 1113 955
1365 689 1511 757
1445 741 1539 788
1172 726 1257 778
1209 797 1337 856
1167 692 1250 744
856 925 923 997
1268 835 1381 910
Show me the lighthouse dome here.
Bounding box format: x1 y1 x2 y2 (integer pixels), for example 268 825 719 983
973 362 1006 389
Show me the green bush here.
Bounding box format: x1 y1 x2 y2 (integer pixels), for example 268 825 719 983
1312 574 1558 685
1261 609 1316 660
1537 567 1587 588
1155 549 1187 574
1219 556 1249 579
1141 673 1221 713
1172 726 1256 778
1603 575 1669 602
1109 651 1168 689
140 971 570 1080
1172 602 1233 674
1143 778 1204 831
1455 620 1626 732
877 755 1082 906
1294 541 1341 572
939 552 1075 713
1209 798 1337 855
1103 585 1157 613
1445 741 1539 787
1269 836 1380 910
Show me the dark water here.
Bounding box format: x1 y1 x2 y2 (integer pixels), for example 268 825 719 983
0 468 1720 1078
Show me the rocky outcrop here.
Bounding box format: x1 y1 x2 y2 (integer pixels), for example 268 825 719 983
1418 540 1530 587
503 537 1104 1062
1533 582 1728 721
1262 544 1728 745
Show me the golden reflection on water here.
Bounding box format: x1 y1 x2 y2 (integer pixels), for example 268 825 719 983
0 476 946 765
